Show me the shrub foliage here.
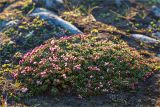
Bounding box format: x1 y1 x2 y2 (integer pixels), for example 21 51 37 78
14 34 158 96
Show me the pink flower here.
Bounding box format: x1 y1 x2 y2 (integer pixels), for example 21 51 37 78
88 66 100 71
52 63 61 70
60 36 72 40
93 54 100 60
39 58 47 65
49 57 53 61
24 66 33 72
62 55 68 61
40 71 47 77
21 70 26 74
12 72 18 78
90 75 94 78
52 56 58 62
69 56 77 61
19 44 46 64
49 47 56 52
33 61 37 64
74 64 81 70
62 74 67 79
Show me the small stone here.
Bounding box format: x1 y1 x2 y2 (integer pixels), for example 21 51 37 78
151 99 156 104
4 60 10 63
138 99 142 103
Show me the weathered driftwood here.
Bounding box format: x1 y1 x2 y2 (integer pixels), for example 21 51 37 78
29 8 83 35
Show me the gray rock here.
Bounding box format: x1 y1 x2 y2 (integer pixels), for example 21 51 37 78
0 20 19 32
32 0 64 11
4 60 10 63
115 0 122 7
151 6 160 18
0 20 7 29
29 8 82 35
131 34 160 44
153 32 160 39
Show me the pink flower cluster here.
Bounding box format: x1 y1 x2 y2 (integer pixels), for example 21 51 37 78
40 71 47 77
60 36 72 40
143 70 156 81
74 64 81 70
49 40 59 52
15 34 158 96
88 66 100 71
19 45 45 64
60 34 88 41
12 72 18 79
24 66 33 72
49 56 58 62
52 63 61 70
39 58 47 65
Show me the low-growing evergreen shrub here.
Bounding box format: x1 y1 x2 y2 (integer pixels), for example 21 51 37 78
14 34 158 96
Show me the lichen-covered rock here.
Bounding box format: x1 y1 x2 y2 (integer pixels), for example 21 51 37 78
29 8 82 35
131 34 160 44
0 20 7 30
0 20 19 32
151 6 160 18
153 32 160 39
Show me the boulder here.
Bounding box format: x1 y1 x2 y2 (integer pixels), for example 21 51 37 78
152 32 160 39
151 6 160 18
0 20 7 29
32 0 64 11
131 34 159 44
29 8 82 35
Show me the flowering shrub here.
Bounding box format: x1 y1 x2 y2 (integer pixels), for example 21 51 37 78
15 34 159 96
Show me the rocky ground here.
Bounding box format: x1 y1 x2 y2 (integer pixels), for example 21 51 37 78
0 0 160 107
